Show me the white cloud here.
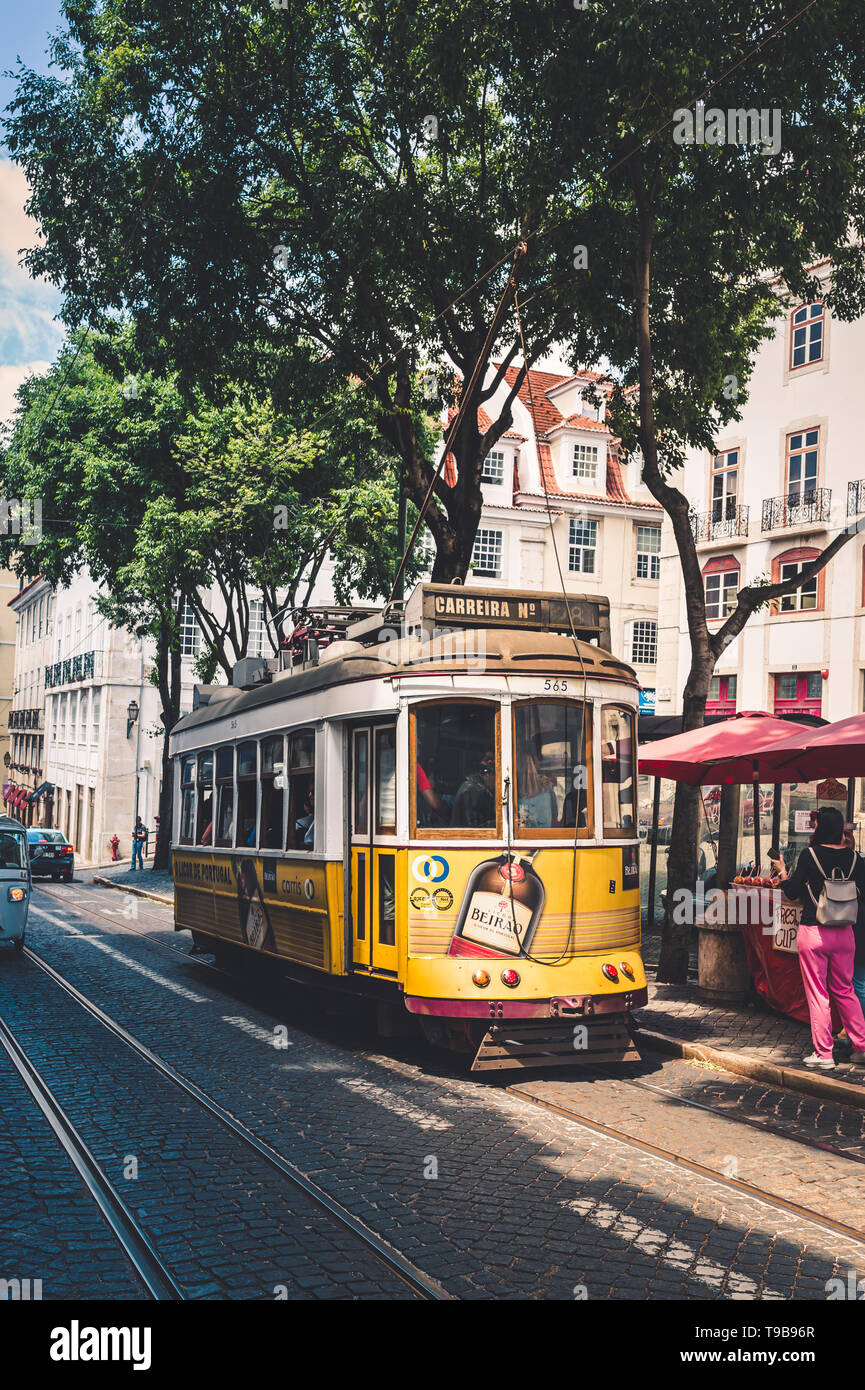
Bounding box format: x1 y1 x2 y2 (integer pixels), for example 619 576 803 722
0 158 64 369
0 361 51 428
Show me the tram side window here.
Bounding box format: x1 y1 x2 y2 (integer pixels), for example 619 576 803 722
259 735 285 850
196 752 214 845
414 702 498 831
601 706 636 835
179 757 196 844
287 730 315 850
514 701 591 833
236 741 258 848
214 747 235 847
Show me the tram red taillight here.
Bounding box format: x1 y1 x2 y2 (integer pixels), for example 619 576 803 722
501 969 520 988
601 963 619 982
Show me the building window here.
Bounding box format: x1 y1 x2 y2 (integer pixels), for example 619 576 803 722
790 303 824 369
573 444 599 482
248 600 266 659
635 525 661 580
568 517 598 573
91 688 100 743
774 672 822 717
703 557 740 621
771 546 823 614
471 528 503 578
630 620 657 666
80 690 89 744
707 674 737 713
785 428 819 503
778 561 818 611
179 600 202 658
481 450 505 484
711 449 739 522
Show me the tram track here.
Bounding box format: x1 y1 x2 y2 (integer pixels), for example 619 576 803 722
7 940 449 1302
32 881 865 1253
0 1013 184 1300
504 1080 865 1248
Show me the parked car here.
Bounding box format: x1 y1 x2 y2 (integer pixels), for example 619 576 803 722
26 828 74 881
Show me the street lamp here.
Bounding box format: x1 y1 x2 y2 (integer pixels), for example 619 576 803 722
126 700 139 738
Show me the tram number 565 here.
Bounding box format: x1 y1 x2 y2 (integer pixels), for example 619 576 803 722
543 679 568 692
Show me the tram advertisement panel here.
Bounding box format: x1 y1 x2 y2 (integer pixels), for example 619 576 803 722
173 851 331 969
408 847 639 960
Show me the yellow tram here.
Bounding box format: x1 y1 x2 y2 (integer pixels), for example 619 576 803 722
170 584 646 1069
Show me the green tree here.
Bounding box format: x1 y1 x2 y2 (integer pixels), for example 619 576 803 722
1 327 408 865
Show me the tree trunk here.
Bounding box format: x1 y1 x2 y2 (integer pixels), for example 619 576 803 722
152 619 182 873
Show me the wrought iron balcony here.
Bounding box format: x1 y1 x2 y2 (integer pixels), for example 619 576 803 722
8 708 43 731
761 488 831 533
44 650 99 689
849 479 865 516
690 504 750 543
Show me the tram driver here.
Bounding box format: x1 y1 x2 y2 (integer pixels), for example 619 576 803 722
451 750 496 828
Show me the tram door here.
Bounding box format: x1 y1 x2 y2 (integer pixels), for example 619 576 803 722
349 723 398 975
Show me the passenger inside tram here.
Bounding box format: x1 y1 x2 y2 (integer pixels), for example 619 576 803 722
415 702 497 830
515 701 588 830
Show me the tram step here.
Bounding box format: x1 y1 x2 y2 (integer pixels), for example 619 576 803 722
470 1019 640 1072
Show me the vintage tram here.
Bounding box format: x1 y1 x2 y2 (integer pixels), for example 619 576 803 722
169 584 646 1069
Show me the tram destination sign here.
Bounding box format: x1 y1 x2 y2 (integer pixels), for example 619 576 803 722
408 584 611 648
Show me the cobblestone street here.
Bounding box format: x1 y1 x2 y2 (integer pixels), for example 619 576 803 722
1 876 864 1303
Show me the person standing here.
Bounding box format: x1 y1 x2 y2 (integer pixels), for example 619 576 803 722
770 807 865 1070
131 816 146 871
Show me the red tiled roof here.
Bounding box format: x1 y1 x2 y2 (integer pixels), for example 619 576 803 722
553 413 609 433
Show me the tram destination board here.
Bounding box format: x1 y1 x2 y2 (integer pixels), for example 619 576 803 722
409 583 611 647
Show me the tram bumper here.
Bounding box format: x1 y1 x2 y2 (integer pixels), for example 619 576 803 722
404 986 647 1019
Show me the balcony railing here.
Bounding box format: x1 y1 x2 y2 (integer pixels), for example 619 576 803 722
849 479 865 516
761 488 831 533
690 505 750 543
44 650 99 689
8 708 43 731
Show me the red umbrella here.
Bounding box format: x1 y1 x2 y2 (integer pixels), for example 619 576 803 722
638 711 815 785
760 713 865 782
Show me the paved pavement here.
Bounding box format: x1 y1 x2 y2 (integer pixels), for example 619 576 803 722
3 878 864 1300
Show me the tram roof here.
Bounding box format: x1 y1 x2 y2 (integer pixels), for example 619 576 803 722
173 628 638 737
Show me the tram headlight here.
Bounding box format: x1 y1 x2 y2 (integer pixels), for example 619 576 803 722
8 886 25 902
601 962 619 982
472 969 491 988
501 968 520 988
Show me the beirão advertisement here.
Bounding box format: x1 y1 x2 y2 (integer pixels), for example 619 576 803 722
408 847 639 959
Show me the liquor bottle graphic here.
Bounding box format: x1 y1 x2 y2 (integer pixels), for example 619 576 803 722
448 849 545 958
237 857 276 952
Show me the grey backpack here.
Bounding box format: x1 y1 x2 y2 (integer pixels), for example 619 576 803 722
807 847 859 927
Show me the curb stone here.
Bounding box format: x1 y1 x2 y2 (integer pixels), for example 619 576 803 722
634 1023 865 1112
92 874 173 906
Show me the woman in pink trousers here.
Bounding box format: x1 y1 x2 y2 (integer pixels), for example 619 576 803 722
770 807 865 1070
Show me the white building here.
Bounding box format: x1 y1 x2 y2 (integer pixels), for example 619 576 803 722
6 576 54 825
656 273 864 732
451 366 663 691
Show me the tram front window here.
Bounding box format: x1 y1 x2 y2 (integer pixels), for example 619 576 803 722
601 706 636 835
414 703 497 831
514 701 590 834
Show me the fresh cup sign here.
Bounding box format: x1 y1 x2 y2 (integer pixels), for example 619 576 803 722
773 899 801 955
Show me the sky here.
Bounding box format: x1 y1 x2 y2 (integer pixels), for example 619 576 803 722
0 1 67 423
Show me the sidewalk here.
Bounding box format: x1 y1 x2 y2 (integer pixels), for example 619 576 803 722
634 981 865 1111
91 865 174 904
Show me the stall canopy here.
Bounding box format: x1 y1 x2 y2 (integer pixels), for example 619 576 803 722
637 711 816 785
760 712 865 782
